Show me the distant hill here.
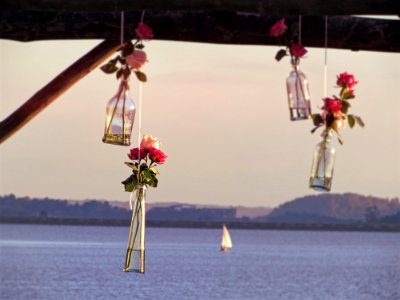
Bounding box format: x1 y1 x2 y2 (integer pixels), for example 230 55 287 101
265 193 400 223
106 201 272 219
1 193 399 224
0 194 268 221
0 194 131 219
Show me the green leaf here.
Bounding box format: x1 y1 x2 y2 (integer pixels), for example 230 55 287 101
311 126 321 134
326 113 335 129
121 175 137 192
149 176 158 188
275 49 287 62
100 60 118 74
140 162 149 170
149 167 158 175
341 100 351 114
347 114 355 128
311 113 324 127
123 67 131 80
354 116 365 127
124 182 135 192
116 68 123 79
121 41 134 57
142 170 158 188
342 92 355 100
117 56 126 64
143 169 152 179
134 71 147 82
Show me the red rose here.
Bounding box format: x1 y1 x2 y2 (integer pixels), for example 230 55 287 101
270 19 287 37
336 72 358 89
128 147 147 161
322 98 342 113
289 43 307 58
135 22 154 40
149 148 167 164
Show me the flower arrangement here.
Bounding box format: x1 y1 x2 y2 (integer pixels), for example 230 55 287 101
100 22 154 82
311 72 365 143
122 134 167 192
269 18 308 62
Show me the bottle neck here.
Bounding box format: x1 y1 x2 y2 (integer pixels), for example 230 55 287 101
136 184 147 191
290 57 300 71
321 129 333 143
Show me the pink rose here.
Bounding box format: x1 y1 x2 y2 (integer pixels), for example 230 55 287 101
323 98 342 113
128 147 147 161
336 72 358 89
135 22 154 40
140 134 161 150
149 148 167 164
289 43 307 58
126 50 147 69
270 19 288 37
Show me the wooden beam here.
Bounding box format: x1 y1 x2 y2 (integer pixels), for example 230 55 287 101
3 0 399 15
1 11 399 52
0 39 121 144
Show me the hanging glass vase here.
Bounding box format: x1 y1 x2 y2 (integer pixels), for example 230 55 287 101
309 130 336 191
124 184 146 273
102 79 136 146
286 57 312 121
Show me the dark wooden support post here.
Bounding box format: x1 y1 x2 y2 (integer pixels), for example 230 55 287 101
0 39 121 144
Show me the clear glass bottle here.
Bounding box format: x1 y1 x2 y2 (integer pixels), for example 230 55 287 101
124 184 146 273
286 57 312 121
102 79 136 146
309 130 336 191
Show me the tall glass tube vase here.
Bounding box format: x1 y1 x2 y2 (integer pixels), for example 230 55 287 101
309 130 336 191
286 57 312 121
124 185 146 273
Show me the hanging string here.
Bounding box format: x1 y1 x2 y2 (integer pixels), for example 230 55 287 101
141 10 146 23
129 83 143 210
129 12 146 210
137 9 146 159
298 15 302 45
323 16 328 98
138 82 143 154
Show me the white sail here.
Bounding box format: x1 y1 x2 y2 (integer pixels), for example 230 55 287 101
220 224 232 251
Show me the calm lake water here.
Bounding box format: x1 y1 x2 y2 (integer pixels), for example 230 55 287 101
0 224 399 300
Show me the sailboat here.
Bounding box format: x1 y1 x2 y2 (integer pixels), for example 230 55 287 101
220 224 233 252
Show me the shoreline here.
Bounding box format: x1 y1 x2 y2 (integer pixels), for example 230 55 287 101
1 216 399 232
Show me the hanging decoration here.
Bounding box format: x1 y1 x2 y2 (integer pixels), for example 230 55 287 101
101 14 153 146
122 134 168 273
270 18 312 121
309 72 364 191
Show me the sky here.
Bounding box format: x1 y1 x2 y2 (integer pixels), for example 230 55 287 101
0 38 399 208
